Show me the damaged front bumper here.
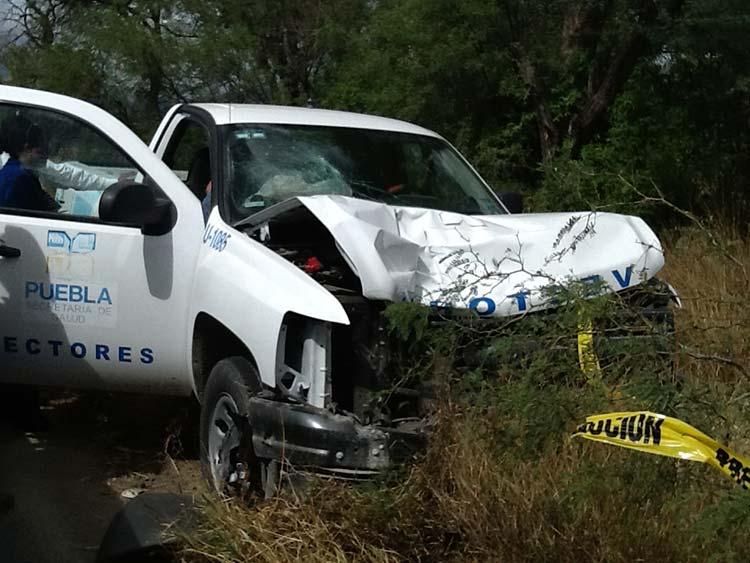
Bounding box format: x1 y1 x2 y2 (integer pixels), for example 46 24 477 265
247 396 428 477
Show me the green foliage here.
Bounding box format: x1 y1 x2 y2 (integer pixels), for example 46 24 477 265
3 44 103 102
381 275 680 461
2 0 748 225
529 1 750 223
691 491 750 562
325 0 750 224
1 0 366 136
384 302 431 343
323 0 534 189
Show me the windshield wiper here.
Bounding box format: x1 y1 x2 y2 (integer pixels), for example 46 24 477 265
232 198 306 230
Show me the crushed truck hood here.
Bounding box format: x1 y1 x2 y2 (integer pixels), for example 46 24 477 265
263 196 665 317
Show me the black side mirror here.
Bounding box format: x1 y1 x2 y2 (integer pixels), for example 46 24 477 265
99 181 177 236
498 192 523 214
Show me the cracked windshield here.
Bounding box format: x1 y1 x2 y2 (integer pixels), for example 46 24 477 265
224 124 505 221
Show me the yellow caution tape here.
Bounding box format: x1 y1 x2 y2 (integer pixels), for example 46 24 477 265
577 318 601 377
573 411 750 489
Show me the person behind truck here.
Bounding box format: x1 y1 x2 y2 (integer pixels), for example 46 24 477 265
0 113 59 212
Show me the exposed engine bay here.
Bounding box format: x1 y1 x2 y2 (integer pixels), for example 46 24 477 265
244 201 430 428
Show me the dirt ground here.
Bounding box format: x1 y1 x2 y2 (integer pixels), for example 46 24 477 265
0 388 202 563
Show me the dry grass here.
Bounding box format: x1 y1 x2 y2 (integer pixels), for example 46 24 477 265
663 228 750 379
661 227 750 456
175 227 750 563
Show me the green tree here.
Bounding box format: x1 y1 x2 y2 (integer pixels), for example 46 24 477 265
326 0 750 223
2 0 748 222
180 0 367 105
1 0 192 134
2 0 366 134
534 0 750 221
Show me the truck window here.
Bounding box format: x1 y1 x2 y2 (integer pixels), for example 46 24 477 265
162 119 211 201
0 103 141 220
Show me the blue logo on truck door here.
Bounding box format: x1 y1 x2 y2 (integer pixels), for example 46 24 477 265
47 230 96 254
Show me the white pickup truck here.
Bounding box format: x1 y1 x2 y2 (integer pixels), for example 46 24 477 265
0 86 673 494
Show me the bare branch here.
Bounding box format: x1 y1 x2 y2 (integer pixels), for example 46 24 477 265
622 175 748 280
679 345 750 381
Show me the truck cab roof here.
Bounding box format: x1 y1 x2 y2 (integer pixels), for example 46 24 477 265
184 103 440 137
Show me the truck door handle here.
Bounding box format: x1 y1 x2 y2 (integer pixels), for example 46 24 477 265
0 245 21 258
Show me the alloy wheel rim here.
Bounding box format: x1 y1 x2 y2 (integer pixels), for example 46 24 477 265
207 393 241 491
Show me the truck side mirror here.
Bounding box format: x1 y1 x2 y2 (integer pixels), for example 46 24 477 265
498 192 523 214
99 181 177 236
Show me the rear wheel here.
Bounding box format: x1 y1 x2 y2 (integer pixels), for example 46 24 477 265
199 357 276 496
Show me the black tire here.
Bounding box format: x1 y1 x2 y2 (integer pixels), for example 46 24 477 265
199 356 272 496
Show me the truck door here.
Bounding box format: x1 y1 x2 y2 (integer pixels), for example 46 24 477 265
0 90 203 395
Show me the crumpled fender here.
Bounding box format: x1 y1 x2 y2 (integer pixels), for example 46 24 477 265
189 208 348 388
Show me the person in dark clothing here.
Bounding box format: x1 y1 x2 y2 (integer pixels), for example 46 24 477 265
0 113 59 212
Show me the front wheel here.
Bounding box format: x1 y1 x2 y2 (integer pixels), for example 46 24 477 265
199 357 276 496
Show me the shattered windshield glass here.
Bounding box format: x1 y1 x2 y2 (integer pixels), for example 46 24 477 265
223 124 505 222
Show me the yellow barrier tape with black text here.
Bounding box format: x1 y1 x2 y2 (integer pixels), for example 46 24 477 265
573 411 750 489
